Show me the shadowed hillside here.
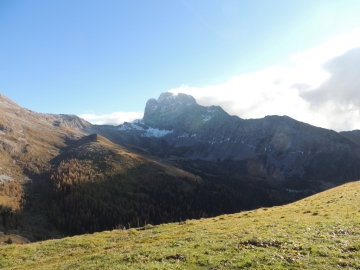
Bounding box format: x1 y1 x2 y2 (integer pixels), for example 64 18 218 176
40 134 296 236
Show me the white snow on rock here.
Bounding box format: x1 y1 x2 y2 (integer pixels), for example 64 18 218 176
143 128 173 138
117 120 173 138
202 115 212 122
207 107 218 113
177 133 189 138
118 123 144 131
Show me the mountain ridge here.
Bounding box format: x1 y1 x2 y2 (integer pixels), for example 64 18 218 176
2 91 360 188
92 92 360 188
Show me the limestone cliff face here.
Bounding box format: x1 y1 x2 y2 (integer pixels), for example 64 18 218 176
143 92 233 135
141 93 355 158
143 92 199 129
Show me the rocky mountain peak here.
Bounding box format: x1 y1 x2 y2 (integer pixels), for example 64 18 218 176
143 92 198 129
144 93 197 113
157 92 197 105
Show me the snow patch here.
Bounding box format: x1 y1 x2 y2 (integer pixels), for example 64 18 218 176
202 115 212 122
177 133 189 138
143 128 173 138
177 133 198 139
118 123 144 131
207 107 218 113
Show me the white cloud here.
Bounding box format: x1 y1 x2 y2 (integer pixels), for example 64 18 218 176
79 111 143 126
169 28 360 131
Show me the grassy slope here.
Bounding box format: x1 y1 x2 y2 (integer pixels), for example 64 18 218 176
1 181 359 269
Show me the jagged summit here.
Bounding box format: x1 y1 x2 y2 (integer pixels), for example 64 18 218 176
145 92 198 112
157 92 197 105
143 92 198 128
143 92 228 130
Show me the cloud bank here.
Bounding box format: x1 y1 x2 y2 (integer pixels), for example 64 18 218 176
169 29 360 131
79 111 143 126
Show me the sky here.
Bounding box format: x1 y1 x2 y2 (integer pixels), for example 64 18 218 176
1 1 360 131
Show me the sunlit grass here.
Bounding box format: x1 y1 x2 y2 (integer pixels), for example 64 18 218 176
1 181 360 269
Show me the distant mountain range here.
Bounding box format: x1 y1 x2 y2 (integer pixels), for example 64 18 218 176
1 92 360 240
91 92 360 189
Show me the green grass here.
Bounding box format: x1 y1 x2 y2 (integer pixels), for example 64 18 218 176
1 181 360 269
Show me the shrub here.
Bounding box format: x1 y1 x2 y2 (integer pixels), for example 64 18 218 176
5 237 13 244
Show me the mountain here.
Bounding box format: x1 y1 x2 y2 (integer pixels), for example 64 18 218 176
0 93 91 183
1 94 275 240
94 92 360 190
1 92 360 241
0 94 93 239
2 180 359 269
339 130 360 146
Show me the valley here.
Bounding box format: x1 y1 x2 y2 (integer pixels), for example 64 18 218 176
1 92 360 246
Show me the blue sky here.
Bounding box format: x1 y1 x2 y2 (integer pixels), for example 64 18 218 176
1 1 360 130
